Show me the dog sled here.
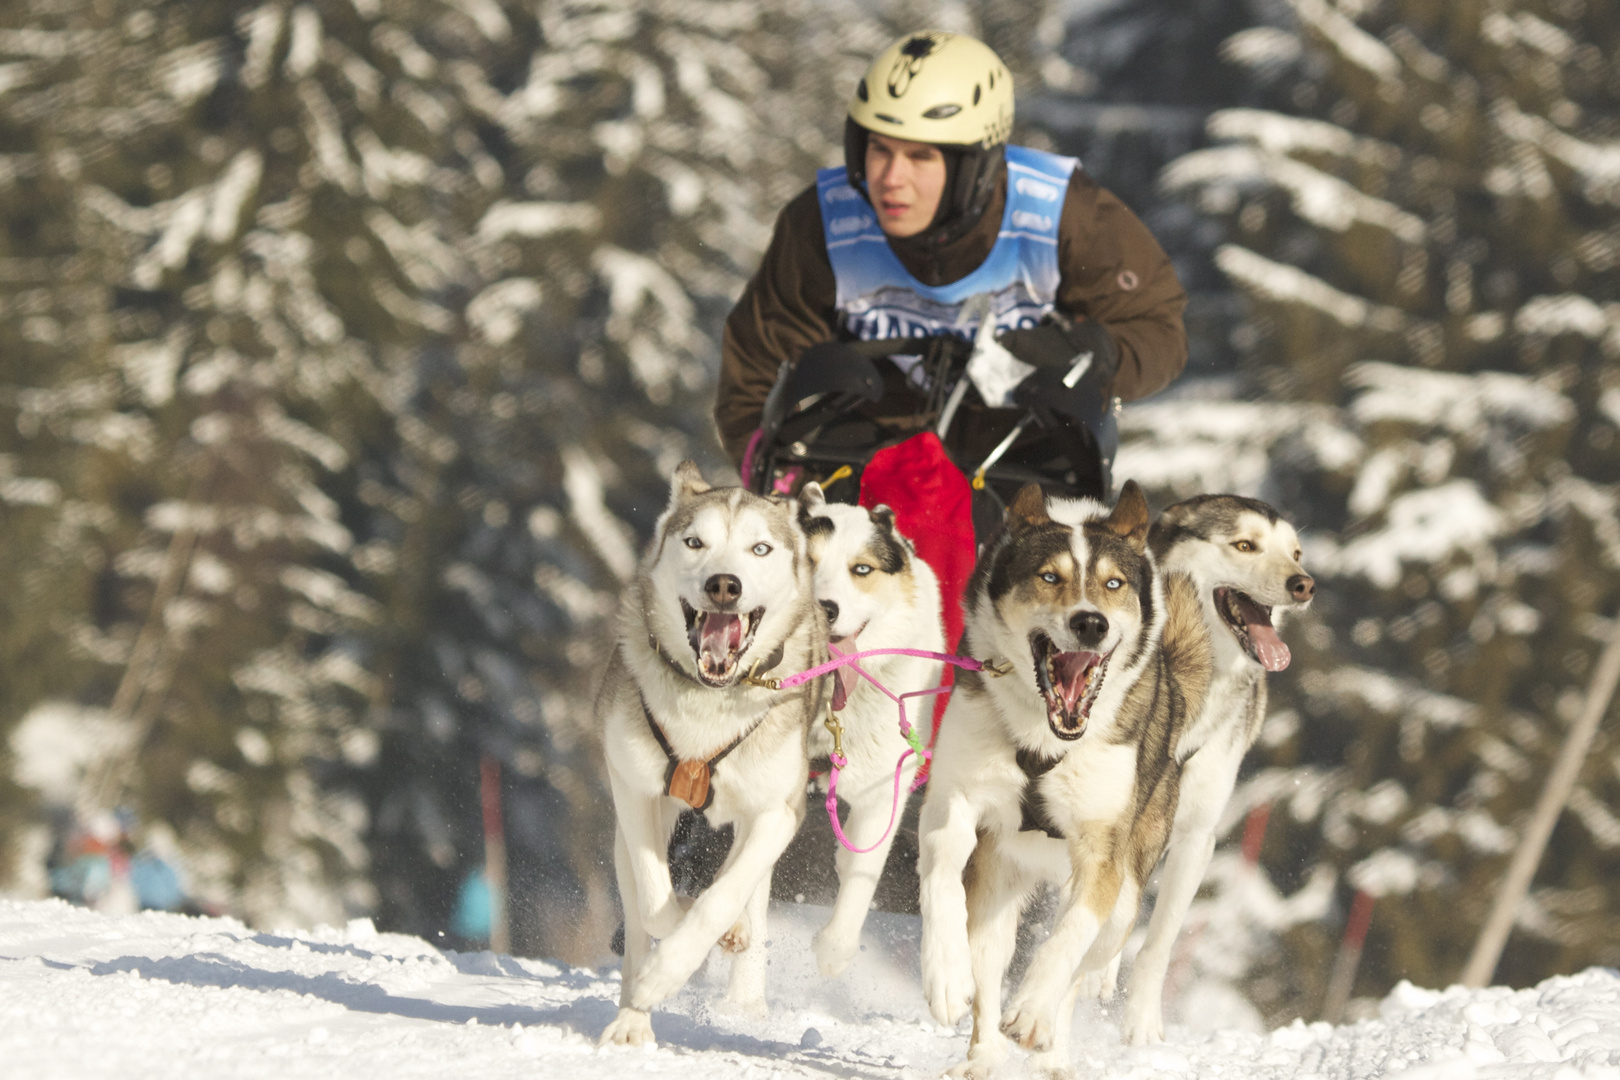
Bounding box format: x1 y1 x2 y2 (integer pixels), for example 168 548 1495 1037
742 319 1119 538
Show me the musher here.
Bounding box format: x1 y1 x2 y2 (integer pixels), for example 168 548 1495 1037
714 29 1189 512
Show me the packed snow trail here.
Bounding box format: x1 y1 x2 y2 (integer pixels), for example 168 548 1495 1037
0 897 1617 1079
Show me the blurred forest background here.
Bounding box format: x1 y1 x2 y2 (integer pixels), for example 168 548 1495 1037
1 0 1618 1029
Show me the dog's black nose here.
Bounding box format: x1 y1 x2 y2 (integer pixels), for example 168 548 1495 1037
1070 610 1108 648
1288 574 1315 602
820 599 839 626
705 573 742 607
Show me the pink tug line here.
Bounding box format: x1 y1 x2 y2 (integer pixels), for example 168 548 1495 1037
784 645 1000 854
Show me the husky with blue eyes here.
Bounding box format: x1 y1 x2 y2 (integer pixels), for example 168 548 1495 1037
917 482 1214 1079
596 461 827 1047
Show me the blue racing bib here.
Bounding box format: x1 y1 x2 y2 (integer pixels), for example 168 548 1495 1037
817 144 1079 343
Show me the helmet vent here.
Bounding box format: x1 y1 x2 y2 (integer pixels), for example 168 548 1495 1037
973 84 981 105
874 113 904 125
923 104 961 119
857 79 868 102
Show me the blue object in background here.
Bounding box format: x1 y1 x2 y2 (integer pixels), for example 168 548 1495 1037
50 855 112 905
130 851 185 911
450 869 493 942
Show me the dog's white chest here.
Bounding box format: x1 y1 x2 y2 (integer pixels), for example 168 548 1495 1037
1042 740 1138 828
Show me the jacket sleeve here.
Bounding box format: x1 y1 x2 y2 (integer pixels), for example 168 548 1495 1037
1054 170 1188 403
713 185 840 467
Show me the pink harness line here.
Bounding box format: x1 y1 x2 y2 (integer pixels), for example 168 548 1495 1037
768 646 1008 855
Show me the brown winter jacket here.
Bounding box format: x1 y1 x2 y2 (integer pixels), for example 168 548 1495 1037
714 163 1189 466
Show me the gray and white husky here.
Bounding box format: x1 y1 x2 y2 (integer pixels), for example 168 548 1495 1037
596 462 827 1047
1100 493 1314 1044
797 482 945 977
917 482 1214 1079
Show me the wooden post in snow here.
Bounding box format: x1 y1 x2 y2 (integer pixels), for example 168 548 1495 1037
1321 889 1375 1023
480 755 510 955
1460 613 1620 988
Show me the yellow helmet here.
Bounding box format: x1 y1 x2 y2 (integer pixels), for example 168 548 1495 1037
844 31 1015 248
847 30 1014 150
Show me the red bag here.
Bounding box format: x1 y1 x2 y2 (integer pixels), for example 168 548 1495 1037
858 433 976 763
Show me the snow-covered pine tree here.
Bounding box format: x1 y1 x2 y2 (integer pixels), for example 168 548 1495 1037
1149 0 1620 1021
3 0 1076 954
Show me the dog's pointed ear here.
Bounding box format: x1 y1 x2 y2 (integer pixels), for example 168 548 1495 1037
1104 480 1151 550
800 481 826 510
670 460 710 503
1006 485 1049 531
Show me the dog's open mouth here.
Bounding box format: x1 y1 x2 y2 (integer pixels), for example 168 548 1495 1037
1215 587 1291 672
1031 632 1109 740
682 600 764 685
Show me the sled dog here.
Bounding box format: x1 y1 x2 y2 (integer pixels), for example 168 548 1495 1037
917 482 1213 1078
797 482 946 977
596 462 827 1046
1097 493 1314 1043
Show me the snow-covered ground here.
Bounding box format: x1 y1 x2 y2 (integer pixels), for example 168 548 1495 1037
1 897 1618 1079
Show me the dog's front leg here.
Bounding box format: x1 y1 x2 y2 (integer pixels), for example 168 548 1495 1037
1002 837 1125 1052
815 762 914 977
945 835 1022 1080
627 804 799 1011
918 787 981 1027
601 824 657 1047
1121 743 1240 1045
721 867 775 1016
607 766 687 941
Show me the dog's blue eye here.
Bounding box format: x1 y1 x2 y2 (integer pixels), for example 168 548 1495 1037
1106 578 1124 590
684 536 703 550
1040 572 1059 584
752 542 772 556
853 564 873 576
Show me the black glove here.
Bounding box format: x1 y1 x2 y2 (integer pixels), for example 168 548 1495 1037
1005 316 1118 424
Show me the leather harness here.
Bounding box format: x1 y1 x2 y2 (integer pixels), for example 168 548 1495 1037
639 642 790 811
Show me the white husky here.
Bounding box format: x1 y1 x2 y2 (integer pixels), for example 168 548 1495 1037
1104 493 1314 1044
596 462 826 1046
796 482 945 977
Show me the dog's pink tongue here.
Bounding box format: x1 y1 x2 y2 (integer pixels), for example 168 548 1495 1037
699 612 742 669
1052 651 1099 715
1234 594 1291 672
830 633 860 711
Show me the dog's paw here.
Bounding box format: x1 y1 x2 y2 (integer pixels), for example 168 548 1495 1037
1000 996 1055 1052
1076 966 1115 1001
1119 996 1165 1046
921 946 974 1027
812 923 858 977
719 991 770 1020
1027 1050 1077 1080
945 1058 996 1080
944 1041 1008 1080
628 953 688 1011
718 913 750 954
598 1008 655 1047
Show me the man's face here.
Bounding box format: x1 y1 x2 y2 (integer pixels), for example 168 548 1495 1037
864 132 947 239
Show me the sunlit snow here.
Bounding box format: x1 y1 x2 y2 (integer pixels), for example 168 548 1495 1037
1 897 1618 1079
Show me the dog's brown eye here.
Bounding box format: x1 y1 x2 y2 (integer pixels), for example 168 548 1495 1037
684 536 703 550
1233 540 1255 553
853 563 874 576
